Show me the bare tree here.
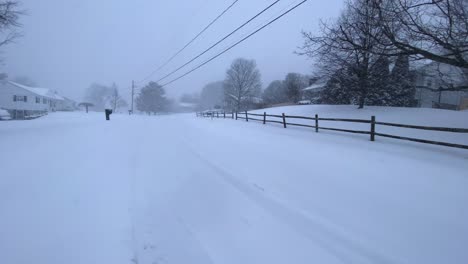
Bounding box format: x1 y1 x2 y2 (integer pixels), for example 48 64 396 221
262 80 287 105
374 0 468 69
284 73 308 103
300 0 387 108
107 83 128 112
223 58 262 111
84 83 112 111
0 1 22 48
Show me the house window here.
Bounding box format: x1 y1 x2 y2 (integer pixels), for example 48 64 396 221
13 95 27 102
36 97 41 103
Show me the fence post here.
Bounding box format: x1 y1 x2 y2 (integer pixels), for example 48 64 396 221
217 112 219 118
315 114 319 132
223 112 226 118
235 112 238 120
263 112 266 124
232 111 234 119
282 113 287 128
245 111 249 122
370 116 376 141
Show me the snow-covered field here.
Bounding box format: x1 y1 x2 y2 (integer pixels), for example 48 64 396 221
1 106 468 264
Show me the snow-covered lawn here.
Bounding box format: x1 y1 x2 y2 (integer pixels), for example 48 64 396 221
250 105 468 145
1 106 467 264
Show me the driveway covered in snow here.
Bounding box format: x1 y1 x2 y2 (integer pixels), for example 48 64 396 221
1 111 467 264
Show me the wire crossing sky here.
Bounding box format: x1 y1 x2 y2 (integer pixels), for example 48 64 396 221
161 0 309 87
153 0 282 85
138 0 240 84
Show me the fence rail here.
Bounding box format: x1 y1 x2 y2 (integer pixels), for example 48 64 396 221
196 111 468 150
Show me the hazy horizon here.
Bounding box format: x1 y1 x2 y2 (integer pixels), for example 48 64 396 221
2 0 343 102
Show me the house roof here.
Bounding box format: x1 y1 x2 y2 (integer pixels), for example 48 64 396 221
8 81 65 100
303 77 328 91
179 102 196 108
303 82 327 91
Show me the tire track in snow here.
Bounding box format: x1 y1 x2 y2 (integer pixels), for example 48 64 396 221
132 125 218 264
181 139 407 264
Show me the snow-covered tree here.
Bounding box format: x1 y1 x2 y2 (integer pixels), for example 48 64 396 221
223 58 261 111
389 55 416 107
262 80 287 106
84 83 113 111
321 68 355 105
136 82 169 115
284 73 307 103
300 0 389 108
367 56 391 106
199 81 224 110
107 83 128 112
0 1 22 50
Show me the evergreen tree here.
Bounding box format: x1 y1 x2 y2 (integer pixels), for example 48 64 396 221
367 56 391 106
390 55 416 107
136 82 169 114
321 68 355 104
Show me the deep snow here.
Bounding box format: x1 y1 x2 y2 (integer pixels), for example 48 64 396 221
1 106 468 264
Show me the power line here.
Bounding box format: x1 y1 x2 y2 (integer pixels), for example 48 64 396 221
155 0 282 84
161 0 309 88
138 0 240 84
224 0 302 50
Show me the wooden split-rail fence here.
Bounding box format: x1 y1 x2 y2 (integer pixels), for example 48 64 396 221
196 111 468 150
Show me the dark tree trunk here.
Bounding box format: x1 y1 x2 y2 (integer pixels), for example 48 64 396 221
358 95 365 109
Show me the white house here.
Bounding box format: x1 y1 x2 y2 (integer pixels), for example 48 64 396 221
0 80 70 119
56 96 78 111
414 62 468 110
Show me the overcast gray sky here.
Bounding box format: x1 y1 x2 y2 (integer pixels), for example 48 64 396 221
2 0 343 101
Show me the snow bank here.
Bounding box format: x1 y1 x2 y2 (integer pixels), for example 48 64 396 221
250 104 468 146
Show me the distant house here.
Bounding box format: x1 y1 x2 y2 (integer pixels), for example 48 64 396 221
0 80 73 119
56 96 78 111
177 102 197 113
300 77 327 104
414 62 468 110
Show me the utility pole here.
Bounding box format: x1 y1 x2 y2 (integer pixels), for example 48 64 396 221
131 80 134 115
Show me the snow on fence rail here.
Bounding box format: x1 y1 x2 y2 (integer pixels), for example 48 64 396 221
196 111 468 150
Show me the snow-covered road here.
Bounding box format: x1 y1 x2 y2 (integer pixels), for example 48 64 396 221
1 111 468 264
